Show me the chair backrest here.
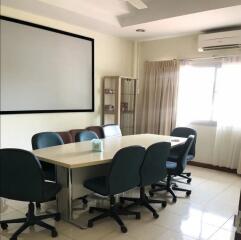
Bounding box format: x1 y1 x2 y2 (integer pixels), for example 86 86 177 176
107 146 145 195
0 148 45 202
57 131 73 143
171 127 197 156
86 126 105 139
31 132 63 180
32 132 64 150
75 130 99 142
69 129 84 142
174 135 195 174
103 124 122 138
140 142 171 187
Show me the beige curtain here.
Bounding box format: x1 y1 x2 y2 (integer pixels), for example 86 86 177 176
139 60 179 135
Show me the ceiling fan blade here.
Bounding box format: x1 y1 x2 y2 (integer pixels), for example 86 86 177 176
125 0 148 9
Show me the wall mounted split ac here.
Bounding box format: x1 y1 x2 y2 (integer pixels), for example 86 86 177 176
198 29 241 52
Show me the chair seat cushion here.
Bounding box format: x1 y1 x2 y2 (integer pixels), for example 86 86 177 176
43 168 56 181
166 161 177 169
168 153 179 161
84 176 108 196
42 181 61 202
168 154 194 162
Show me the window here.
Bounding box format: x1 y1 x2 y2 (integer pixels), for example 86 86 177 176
176 63 217 125
176 60 241 126
213 62 241 126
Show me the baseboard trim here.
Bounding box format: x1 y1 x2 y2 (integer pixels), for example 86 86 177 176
188 161 237 174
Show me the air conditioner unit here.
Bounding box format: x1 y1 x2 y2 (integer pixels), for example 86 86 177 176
198 30 241 52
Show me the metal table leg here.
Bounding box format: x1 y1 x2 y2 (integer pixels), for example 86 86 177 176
56 166 87 229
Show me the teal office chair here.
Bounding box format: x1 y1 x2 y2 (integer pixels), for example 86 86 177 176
75 130 99 205
120 142 171 218
32 132 63 209
86 126 105 138
75 130 98 142
84 146 145 233
150 136 194 203
170 127 197 183
0 149 61 240
32 132 64 181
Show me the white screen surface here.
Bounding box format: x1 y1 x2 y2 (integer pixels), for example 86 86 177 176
0 18 94 113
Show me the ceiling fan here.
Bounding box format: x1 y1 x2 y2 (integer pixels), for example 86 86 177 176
124 0 148 9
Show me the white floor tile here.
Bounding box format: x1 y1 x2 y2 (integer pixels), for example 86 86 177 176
208 228 235 240
0 166 240 240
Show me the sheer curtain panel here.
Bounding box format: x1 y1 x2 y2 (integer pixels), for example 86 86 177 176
212 57 241 173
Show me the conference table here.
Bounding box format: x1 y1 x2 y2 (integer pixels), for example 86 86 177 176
33 134 186 228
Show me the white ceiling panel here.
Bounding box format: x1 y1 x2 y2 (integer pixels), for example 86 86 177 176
1 0 241 40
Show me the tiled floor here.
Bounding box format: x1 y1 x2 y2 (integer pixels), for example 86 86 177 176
0 166 240 240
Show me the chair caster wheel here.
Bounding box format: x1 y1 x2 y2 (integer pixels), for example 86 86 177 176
187 179 192 184
51 229 58 238
136 213 141 219
120 198 125 204
186 173 191 177
89 208 94 214
186 190 191 197
82 198 88 205
173 183 178 188
121 226 127 233
10 237 17 240
1 223 8 230
149 191 154 197
36 202 41 209
54 213 61 221
88 221 93 228
151 184 156 190
162 201 167 208
153 212 159 219
172 197 177 203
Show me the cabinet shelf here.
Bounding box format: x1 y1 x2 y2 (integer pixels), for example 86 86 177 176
121 93 135 96
121 110 134 114
104 110 116 114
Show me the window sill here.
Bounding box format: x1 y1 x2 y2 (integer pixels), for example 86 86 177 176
190 120 217 127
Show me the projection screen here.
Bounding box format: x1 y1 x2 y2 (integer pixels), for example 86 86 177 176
0 16 94 114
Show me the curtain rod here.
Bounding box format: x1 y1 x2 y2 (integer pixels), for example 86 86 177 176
148 53 241 63
178 53 241 62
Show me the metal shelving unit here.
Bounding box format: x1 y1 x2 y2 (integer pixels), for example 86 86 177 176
103 76 137 135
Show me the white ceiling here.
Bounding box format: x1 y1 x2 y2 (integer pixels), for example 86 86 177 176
1 0 241 40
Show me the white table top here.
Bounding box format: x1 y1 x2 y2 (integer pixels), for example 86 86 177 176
32 134 186 169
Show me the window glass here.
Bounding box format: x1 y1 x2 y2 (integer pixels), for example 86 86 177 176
176 65 216 125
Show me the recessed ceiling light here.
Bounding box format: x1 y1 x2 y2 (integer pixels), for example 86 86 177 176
136 29 146 32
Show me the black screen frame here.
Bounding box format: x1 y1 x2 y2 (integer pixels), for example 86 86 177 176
0 16 95 114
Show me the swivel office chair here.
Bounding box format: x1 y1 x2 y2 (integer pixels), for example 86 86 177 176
32 132 64 208
150 136 194 203
32 132 64 181
74 130 99 205
86 126 105 138
84 146 145 233
103 124 122 138
75 130 99 142
0 148 61 240
120 142 171 218
170 127 197 183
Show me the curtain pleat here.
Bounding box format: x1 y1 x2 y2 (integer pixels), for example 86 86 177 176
138 60 179 135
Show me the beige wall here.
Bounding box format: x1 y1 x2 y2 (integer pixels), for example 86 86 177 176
138 34 241 88
0 7 134 150
137 34 241 164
